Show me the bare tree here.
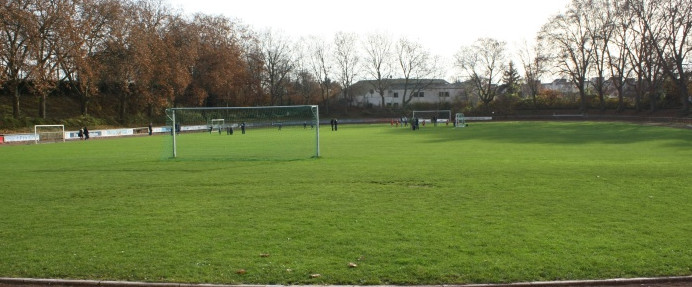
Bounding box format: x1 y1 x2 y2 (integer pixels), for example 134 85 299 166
30 0 70 119
362 32 394 108
292 39 318 105
396 37 439 107
307 35 333 113
519 40 548 109
588 0 615 111
455 37 507 106
540 0 597 112
629 0 691 115
260 29 293 105
333 31 359 110
0 0 36 119
239 33 266 106
607 0 635 112
626 0 669 112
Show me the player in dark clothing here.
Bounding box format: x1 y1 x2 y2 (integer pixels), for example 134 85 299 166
83 127 90 139
241 122 246 134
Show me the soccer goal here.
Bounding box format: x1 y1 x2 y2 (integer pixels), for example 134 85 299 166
165 105 320 160
34 125 65 143
412 110 451 125
210 119 225 133
455 113 467 128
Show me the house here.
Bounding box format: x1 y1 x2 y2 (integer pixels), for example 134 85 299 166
541 78 579 94
351 79 474 108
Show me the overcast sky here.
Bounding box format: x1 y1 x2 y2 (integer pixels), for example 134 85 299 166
167 0 570 79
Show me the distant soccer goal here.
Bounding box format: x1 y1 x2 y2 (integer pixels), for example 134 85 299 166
455 113 467 128
412 110 451 125
165 105 320 160
34 125 65 143
210 119 225 133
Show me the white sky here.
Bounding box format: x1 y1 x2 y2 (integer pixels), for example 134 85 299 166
167 0 569 79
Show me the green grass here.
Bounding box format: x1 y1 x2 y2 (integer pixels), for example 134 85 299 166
1 121 691 285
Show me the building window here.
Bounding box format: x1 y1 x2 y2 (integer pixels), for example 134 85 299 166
439 91 450 97
393 92 399 98
415 92 425 97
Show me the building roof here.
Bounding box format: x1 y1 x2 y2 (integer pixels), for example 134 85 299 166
353 79 452 91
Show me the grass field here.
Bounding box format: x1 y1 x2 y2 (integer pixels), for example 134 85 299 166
1 121 691 285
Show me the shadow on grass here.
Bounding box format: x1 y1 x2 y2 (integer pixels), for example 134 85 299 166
389 121 692 147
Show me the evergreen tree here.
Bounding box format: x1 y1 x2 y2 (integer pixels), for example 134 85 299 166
502 61 522 97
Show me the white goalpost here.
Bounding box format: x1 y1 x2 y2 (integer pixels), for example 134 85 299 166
210 119 225 133
455 113 467 128
412 110 452 125
34 125 65 143
165 105 320 160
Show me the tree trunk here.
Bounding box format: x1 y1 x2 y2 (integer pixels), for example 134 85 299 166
80 89 89 116
119 91 128 124
599 94 606 111
39 93 47 119
579 89 588 113
677 80 690 115
649 93 657 113
12 82 21 119
616 87 625 112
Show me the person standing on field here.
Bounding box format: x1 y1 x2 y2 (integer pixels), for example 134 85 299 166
241 122 246 134
78 128 84 140
83 127 90 140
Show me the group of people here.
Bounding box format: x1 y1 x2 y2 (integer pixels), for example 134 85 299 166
390 117 421 130
220 122 246 135
77 127 90 140
410 117 420 130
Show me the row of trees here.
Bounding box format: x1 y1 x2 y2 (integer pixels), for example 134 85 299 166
0 0 443 123
456 0 691 115
539 0 691 114
1 0 690 125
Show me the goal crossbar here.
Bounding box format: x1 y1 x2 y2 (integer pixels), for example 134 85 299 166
34 124 65 143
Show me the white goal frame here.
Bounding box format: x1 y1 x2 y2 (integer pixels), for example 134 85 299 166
166 105 320 159
210 118 225 132
455 113 467 128
34 124 65 143
412 110 452 123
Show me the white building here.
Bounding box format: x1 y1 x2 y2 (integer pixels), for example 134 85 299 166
351 79 472 108
541 78 580 94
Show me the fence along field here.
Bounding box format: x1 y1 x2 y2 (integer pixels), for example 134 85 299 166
0 122 690 285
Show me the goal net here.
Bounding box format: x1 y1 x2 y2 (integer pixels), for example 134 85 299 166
412 110 451 125
210 119 225 133
34 125 65 143
455 113 467 127
165 105 320 160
